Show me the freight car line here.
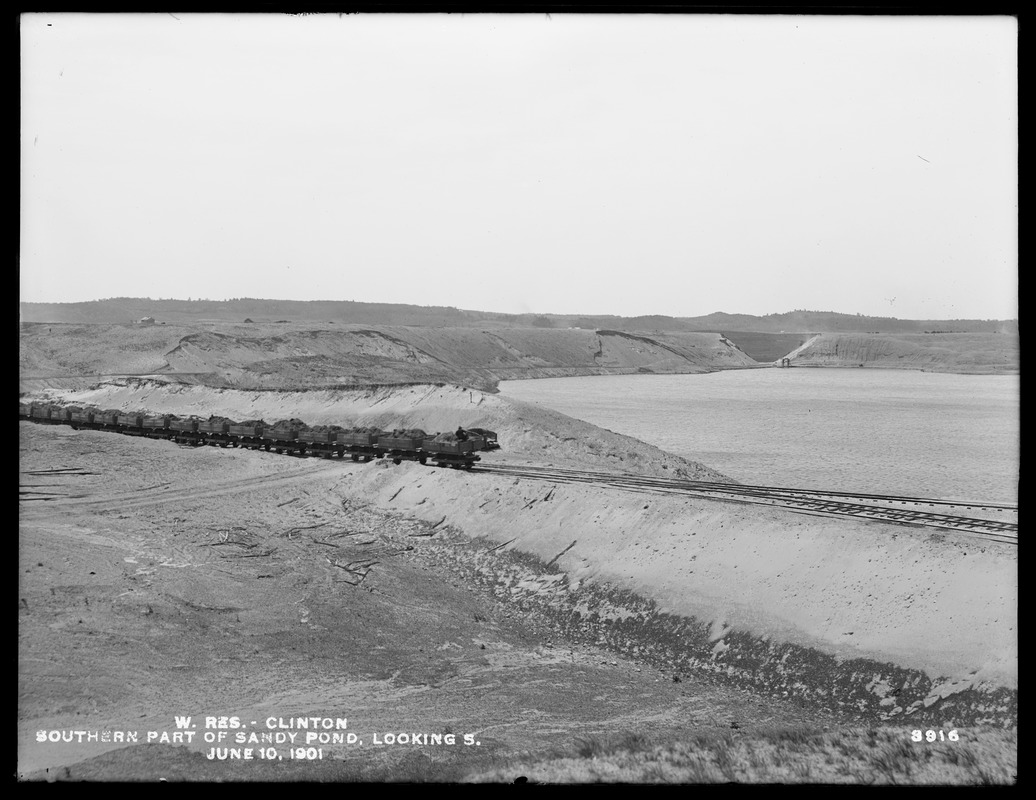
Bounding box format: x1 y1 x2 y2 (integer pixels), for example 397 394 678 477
19 404 489 469
474 464 1018 544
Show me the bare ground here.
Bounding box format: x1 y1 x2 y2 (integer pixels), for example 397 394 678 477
18 420 1017 783
31 379 1018 689
20 422 843 782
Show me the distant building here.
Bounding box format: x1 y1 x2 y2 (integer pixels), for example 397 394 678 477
138 316 155 326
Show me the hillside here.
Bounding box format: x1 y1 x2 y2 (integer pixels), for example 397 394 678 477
682 311 1017 336
786 333 1019 374
20 298 1017 336
20 319 1018 397
21 300 1017 381
18 322 759 394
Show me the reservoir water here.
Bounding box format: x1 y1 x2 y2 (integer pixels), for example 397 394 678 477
499 369 1019 504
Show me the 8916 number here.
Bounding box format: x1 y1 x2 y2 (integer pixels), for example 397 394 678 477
912 729 959 742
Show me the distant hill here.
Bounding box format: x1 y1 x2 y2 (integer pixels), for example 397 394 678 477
19 298 486 327
18 298 1017 336
678 310 1017 336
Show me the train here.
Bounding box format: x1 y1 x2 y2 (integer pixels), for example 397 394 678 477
18 401 499 470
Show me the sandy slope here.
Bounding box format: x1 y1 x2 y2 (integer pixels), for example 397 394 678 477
345 463 1016 690
787 333 1018 373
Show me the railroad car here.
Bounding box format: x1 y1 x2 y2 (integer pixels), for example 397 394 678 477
142 415 173 438
422 437 480 469
169 417 204 445
228 423 269 450
29 403 54 423
70 409 96 428
378 435 429 465
116 413 144 432
197 419 233 447
298 430 346 459
265 427 307 456
94 411 119 429
337 431 382 462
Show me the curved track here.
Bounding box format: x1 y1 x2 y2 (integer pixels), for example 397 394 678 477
474 463 1018 545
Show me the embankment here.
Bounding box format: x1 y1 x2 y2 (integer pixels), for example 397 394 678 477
786 333 1018 373
337 463 1015 725
29 380 1018 726
19 323 759 394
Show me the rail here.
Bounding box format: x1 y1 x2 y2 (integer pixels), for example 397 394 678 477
21 410 1015 544
473 463 1018 545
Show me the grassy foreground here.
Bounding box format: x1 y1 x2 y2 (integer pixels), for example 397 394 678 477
465 725 1017 785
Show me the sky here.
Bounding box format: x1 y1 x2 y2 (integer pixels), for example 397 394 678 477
20 13 1017 320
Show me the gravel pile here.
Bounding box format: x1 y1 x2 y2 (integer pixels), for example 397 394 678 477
270 417 308 431
389 428 428 438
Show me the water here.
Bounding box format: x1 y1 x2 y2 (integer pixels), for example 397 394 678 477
499 369 1019 504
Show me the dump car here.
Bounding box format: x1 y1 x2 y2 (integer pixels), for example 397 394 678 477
378 435 428 465
338 430 383 462
421 438 480 469
298 429 345 459
265 427 306 455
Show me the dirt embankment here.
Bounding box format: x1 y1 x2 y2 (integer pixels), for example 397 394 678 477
785 333 1018 373
19 323 759 394
345 465 1016 707
29 381 1017 723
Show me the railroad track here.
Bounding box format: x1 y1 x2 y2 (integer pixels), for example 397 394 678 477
474 463 1018 545
22 415 1016 544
